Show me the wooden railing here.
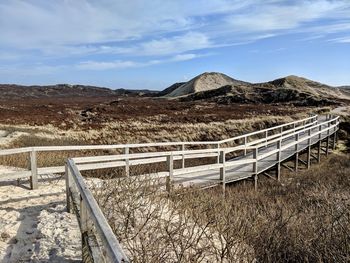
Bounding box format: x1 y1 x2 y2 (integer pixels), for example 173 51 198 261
64 115 339 262
70 115 339 190
0 114 339 263
66 158 129 263
0 115 319 189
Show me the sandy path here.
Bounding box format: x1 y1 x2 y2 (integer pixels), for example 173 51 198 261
0 168 81 262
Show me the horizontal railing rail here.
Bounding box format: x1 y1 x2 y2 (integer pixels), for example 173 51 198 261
69 115 339 190
0 114 339 263
0 114 337 189
66 158 129 263
63 116 339 263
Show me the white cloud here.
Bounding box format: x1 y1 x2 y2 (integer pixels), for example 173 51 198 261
226 0 348 32
76 60 140 70
76 53 206 70
0 63 64 76
0 0 350 71
108 32 212 56
0 0 246 49
329 36 350 43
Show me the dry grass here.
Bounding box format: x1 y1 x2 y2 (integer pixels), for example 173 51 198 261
92 154 350 262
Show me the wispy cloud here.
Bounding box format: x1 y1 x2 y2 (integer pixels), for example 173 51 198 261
0 0 350 80
76 53 207 70
328 36 350 43
226 0 347 32
1 0 349 56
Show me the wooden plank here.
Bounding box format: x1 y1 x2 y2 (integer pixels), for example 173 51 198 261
225 158 256 167
38 166 65 174
77 161 126 171
281 163 294 172
72 148 222 164
0 147 31 156
29 150 38 190
173 163 222 176
0 170 31 180
257 148 279 160
67 159 129 263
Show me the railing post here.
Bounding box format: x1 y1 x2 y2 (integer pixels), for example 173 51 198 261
295 133 299 172
80 198 93 263
219 150 226 193
29 149 38 190
181 144 185 168
253 148 258 191
318 124 322 140
216 143 220 163
333 130 337 150
327 120 331 136
326 119 331 156
307 129 311 169
265 131 268 145
166 153 174 192
124 147 130 177
276 140 281 181
244 137 247 155
65 162 72 213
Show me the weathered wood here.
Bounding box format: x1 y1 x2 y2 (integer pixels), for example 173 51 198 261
181 144 185 168
253 148 258 190
0 115 340 193
298 158 308 166
281 163 294 173
29 150 38 190
166 154 174 192
67 159 129 263
276 140 281 181
219 150 226 192
124 147 130 177
310 154 318 161
65 163 72 213
0 171 31 180
307 145 311 169
24 115 337 262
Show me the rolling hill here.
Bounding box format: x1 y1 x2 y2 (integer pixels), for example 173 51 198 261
161 72 350 106
0 84 157 100
164 72 248 97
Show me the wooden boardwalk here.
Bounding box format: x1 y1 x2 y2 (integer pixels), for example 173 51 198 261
68 114 338 192
0 114 339 263
173 118 336 189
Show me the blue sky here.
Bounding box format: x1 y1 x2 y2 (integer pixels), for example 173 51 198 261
0 0 349 90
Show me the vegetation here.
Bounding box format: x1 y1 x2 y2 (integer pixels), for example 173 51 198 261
92 154 350 262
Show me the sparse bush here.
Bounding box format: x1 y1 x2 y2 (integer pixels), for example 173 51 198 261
92 154 350 262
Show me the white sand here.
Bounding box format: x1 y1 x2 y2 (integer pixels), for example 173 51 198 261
0 167 81 262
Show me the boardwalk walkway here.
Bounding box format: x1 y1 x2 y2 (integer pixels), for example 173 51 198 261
0 114 340 263
173 116 337 189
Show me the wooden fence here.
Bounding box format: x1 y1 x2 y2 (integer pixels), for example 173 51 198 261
0 114 340 262
0 114 319 189
64 114 339 262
